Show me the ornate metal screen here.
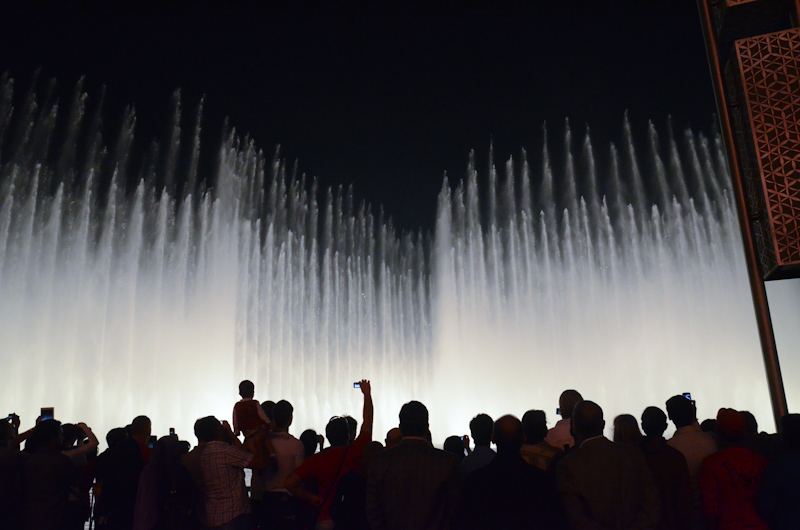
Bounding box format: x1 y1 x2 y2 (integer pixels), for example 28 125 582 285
726 28 800 279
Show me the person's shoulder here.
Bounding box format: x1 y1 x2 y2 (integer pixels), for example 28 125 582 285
614 440 642 454
566 437 622 461
662 442 687 460
700 447 724 468
181 445 203 461
517 457 555 488
353 429 372 447
208 440 249 457
731 445 770 466
432 445 458 461
698 430 717 444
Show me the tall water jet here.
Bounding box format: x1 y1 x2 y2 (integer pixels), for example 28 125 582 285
0 78 430 440
428 118 785 438
0 78 796 444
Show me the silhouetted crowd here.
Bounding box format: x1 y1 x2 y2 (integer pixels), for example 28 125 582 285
2 381 799 530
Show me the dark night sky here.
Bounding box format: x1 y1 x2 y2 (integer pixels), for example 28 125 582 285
0 0 717 232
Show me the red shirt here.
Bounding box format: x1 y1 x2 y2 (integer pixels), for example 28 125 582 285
293 430 371 521
700 446 769 530
138 440 152 464
233 399 268 434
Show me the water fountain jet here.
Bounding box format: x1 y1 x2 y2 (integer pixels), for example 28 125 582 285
0 78 796 444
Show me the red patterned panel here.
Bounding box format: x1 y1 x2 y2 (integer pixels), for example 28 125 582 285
736 28 800 274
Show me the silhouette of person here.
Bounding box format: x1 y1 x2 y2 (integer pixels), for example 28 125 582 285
557 400 660 529
366 400 459 530
457 415 566 530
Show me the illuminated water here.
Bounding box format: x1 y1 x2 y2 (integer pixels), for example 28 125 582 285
0 79 794 445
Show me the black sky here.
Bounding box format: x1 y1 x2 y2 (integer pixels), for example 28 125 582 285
0 0 717 231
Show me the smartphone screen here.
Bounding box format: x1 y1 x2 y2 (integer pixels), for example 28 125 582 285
169 427 175 435
353 382 360 388
40 407 54 421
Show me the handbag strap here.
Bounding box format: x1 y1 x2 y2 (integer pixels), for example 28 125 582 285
317 443 350 520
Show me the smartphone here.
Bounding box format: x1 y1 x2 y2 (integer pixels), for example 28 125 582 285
556 407 561 416
169 427 175 435
147 435 156 449
41 407 54 421
682 392 692 400
353 382 360 388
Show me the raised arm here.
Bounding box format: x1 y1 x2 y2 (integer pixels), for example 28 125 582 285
359 379 373 436
61 422 99 459
12 414 37 447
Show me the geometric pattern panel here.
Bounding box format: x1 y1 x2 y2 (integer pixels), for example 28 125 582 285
736 28 800 268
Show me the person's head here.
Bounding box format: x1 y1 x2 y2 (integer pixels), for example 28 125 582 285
613 414 643 444
152 435 182 466
443 436 466 462
385 427 402 449
741 411 758 435
641 407 668 438
195 416 221 443
106 427 128 449
493 415 525 456
273 400 294 430
300 429 320 457
700 419 717 433
399 401 429 438
130 416 152 442
326 417 350 447
469 413 493 446
61 423 80 450
571 401 605 443
239 380 255 399
715 408 745 445
665 395 696 428
559 390 583 419
345 416 358 441
521 410 548 444
31 419 63 451
780 414 800 451
261 401 276 422
359 441 384 476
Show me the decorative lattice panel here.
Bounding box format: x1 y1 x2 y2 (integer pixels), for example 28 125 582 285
734 28 800 278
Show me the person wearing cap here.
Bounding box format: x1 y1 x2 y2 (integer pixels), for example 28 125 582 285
700 408 769 530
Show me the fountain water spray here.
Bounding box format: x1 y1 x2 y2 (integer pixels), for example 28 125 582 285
0 77 793 444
